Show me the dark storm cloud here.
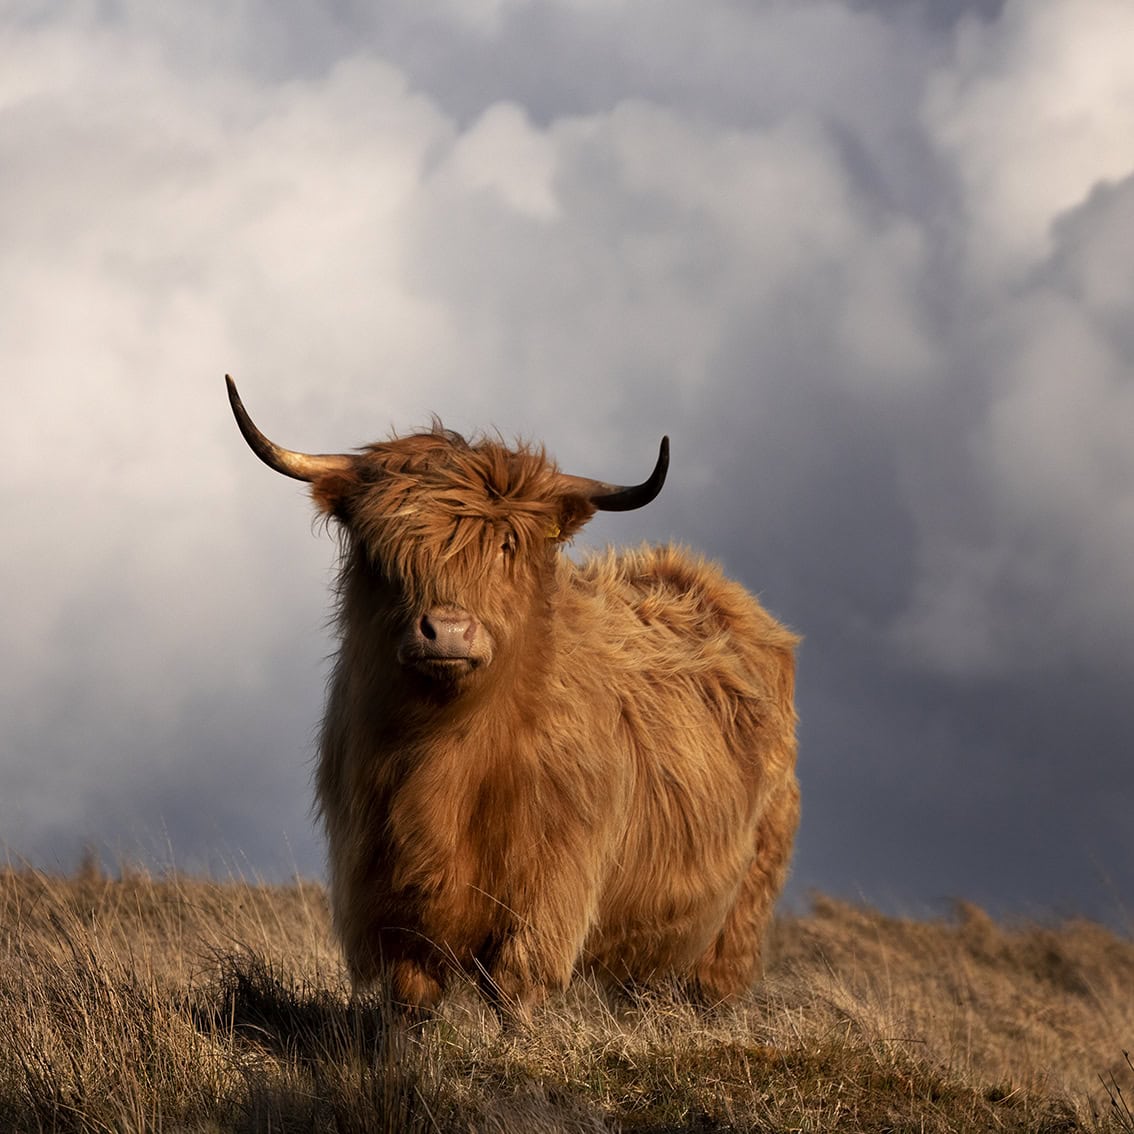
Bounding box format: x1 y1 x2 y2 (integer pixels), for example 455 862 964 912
648 150 1134 922
3 0 1134 928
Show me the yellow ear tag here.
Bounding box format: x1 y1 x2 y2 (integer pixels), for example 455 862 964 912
546 523 561 540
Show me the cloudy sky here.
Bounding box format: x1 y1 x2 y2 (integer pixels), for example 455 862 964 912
3 0 1133 926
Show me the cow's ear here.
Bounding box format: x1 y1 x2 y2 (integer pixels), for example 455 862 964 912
311 468 362 521
552 495 599 542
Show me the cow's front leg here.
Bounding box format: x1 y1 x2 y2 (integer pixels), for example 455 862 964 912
477 878 596 1026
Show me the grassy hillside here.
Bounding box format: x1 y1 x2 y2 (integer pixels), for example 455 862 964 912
2 862 1133 1132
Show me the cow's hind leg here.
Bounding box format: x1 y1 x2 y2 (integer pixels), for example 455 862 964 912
692 778 800 1003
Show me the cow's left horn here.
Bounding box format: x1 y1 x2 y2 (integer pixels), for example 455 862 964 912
562 436 670 512
226 376 354 482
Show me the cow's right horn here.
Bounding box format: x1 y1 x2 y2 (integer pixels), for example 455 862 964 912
226 376 354 482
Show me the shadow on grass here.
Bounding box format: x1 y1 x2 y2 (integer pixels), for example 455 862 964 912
200 952 388 1061
189 951 445 1133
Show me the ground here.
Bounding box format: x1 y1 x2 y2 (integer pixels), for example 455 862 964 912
2 862 1133 1132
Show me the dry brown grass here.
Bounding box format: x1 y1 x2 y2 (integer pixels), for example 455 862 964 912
2 862 1133 1132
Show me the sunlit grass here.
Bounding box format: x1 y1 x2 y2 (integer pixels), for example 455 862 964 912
2 863 1132 1131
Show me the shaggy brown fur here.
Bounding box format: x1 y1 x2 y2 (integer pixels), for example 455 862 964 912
275 425 798 1017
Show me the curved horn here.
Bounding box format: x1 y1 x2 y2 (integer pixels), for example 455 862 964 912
561 436 669 512
226 376 354 482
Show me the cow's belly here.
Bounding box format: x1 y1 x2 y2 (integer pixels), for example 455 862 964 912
583 850 747 985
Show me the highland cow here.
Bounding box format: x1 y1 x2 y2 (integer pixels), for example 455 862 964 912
226 376 799 1019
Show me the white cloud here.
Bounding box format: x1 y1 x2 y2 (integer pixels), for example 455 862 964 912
0 37 444 641
926 0 1134 279
446 102 560 220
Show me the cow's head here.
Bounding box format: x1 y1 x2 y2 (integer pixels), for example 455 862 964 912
226 377 667 696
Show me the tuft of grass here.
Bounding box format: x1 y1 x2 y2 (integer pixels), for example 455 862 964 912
1100 1051 1134 1133
2 865 1134 1131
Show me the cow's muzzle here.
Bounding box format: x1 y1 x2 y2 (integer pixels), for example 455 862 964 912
397 607 490 676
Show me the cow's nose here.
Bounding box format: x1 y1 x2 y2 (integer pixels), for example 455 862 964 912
418 608 478 656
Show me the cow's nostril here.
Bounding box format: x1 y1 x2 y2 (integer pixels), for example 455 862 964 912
419 614 438 641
